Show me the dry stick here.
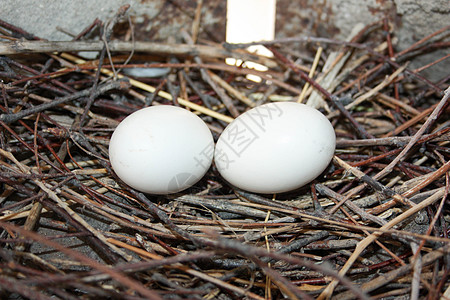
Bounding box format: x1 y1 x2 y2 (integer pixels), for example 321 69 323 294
0 39 277 67
326 63 408 120
16 139 70 252
181 29 240 117
78 48 107 127
0 80 127 124
278 231 329 256
412 52 450 74
177 266 265 300
332 160 450 231
401 159 450 198
175 194 276 219
255 57 302 106
306 22 379 104
297 46 322 103
263 211 272 299
383 18 399 99
344 40 388 82
79 6 130 127
0 220 163 300
252 255 312 300
0 121 64 173
317 187 446 300
73 18 102 41
131 193 272 299
5 54 76 95
412 172 449 262
410 242 422 300
314 184 405 267
232 33 443 92
0 276 54 300
18 115 46 250
333 156 414 207
61 187 184 240
139 192 370 298
335 244 450 300
345 64 408 110
191 0 203 44
366 166 450 218
329 87 450 215
394 24 450 58
208 71 256 107
336 128 450 147
28 251 216 285
377 86 449 178
315 184 386 226
333 62 383 96
39 197 123 265
60 52 235 123
11 60 302 95
442 281 450 300
102 5 131 80
201 232 371 300
305 50 350 108
268 46 372 139
178 69 189 103
376 92 421 116
233 194 449 244
22 93 119 128
106 238 266 300
0 149 133 262
0 18 40 40
383 104 437 137
179 71 213 109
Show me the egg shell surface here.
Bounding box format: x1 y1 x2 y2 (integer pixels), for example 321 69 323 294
109 105 214 194
214 102 335 194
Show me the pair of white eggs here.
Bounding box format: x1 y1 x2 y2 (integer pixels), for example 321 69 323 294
108 102 336 195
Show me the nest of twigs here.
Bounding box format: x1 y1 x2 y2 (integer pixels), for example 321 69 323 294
0 6 449 300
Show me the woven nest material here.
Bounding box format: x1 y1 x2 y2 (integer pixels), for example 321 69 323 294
0 7 449 300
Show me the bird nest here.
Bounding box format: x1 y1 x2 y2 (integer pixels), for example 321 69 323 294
0 5 449 300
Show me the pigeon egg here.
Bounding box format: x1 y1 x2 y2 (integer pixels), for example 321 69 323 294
109 105 214 194
214 102 335 194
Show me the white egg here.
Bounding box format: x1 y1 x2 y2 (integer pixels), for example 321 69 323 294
109 105 214 194
214 102 335 194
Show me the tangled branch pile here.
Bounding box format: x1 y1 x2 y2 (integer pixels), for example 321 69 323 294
0 7 449 300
